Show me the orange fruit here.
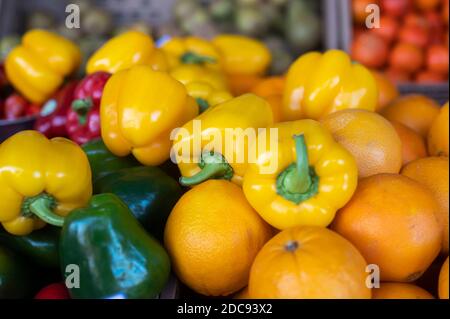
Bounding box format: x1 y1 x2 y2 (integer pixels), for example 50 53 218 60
439 257 449 299
428 102 449 157
263 94 282 123
250 76 285 98
164 180 273 296
372 283 434 299
332 174 441 282
248 226 371 299
381 94 441 137
250 76 285 123
372 70 400 111
227 73 262 96
390 121 428 166
234 287 251 299
321 109 402 178
389 42 424 74
402 157 449 253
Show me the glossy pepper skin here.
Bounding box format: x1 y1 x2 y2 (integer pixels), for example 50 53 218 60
60 193 171 299
185 82 233 113
0 226 60 268
0 246 33 299
82 138 139 184
0 130 92 235
5 29 81 104
101 65 198 166
173 94 273 186
170 64 228 90
66 72 111 144
34 81 78 138
212 35 271 96
243 120 358 230
86 31 162 74
94 166 183 240
160 36 221 70
282 50 378 121
212 35 271 76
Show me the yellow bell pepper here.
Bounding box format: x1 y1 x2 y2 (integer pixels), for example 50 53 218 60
159 36 221 70
170 64 228 90
101 65 199 166
212 35 271 76
0 131 92 235
86 31 166 74
185 82 233 113
147 48 170 72
173 94 273 186
243 120 358 230
282 50 378 121
5 29 81 104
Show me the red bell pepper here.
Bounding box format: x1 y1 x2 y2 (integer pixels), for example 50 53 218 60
0 63 8 88
3 93 28 120
66 71 111 145
34 81 78 138
25 103 41 116
34 283 70 299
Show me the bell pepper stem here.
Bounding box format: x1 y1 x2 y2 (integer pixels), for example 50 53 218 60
181 52 216 65
72 98 93 126
283 134 312 194
196 98 210 113
179 152 233 186
29 197 64 227
276 135 319 205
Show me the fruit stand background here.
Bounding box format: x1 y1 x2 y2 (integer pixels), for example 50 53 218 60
0 0 448 300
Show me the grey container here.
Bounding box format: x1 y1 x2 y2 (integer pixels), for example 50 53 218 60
338 0 449 105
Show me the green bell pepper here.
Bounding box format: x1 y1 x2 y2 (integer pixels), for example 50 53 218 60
94 166 183 240
0 246 33 298
82 138 140 183
59 193 171 299
0 226 60 269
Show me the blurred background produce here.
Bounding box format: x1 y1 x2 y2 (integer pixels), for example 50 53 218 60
351 0 449 83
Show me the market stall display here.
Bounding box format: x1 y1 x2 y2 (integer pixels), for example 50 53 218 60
0 0 448 301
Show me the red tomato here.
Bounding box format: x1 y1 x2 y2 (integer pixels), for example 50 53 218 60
426 45 449 75
353 0 379 25
25 103 41 116
371 15 399 43
414 0 441 11
352 32 389 68
398 25 430 48
404 12 430 29
389 42 424 74
381 0 410 17
426 11 446 44
415 70 446 83
443 0 449 25
385 67 412 83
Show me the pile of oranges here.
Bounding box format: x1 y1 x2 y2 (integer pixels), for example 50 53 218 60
164 68 449 298
352 0 449 83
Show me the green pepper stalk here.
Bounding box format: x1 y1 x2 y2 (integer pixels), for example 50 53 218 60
276 134 319 204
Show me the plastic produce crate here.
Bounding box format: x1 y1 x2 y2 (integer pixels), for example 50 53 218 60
1 0 341 48
338 0 449 105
